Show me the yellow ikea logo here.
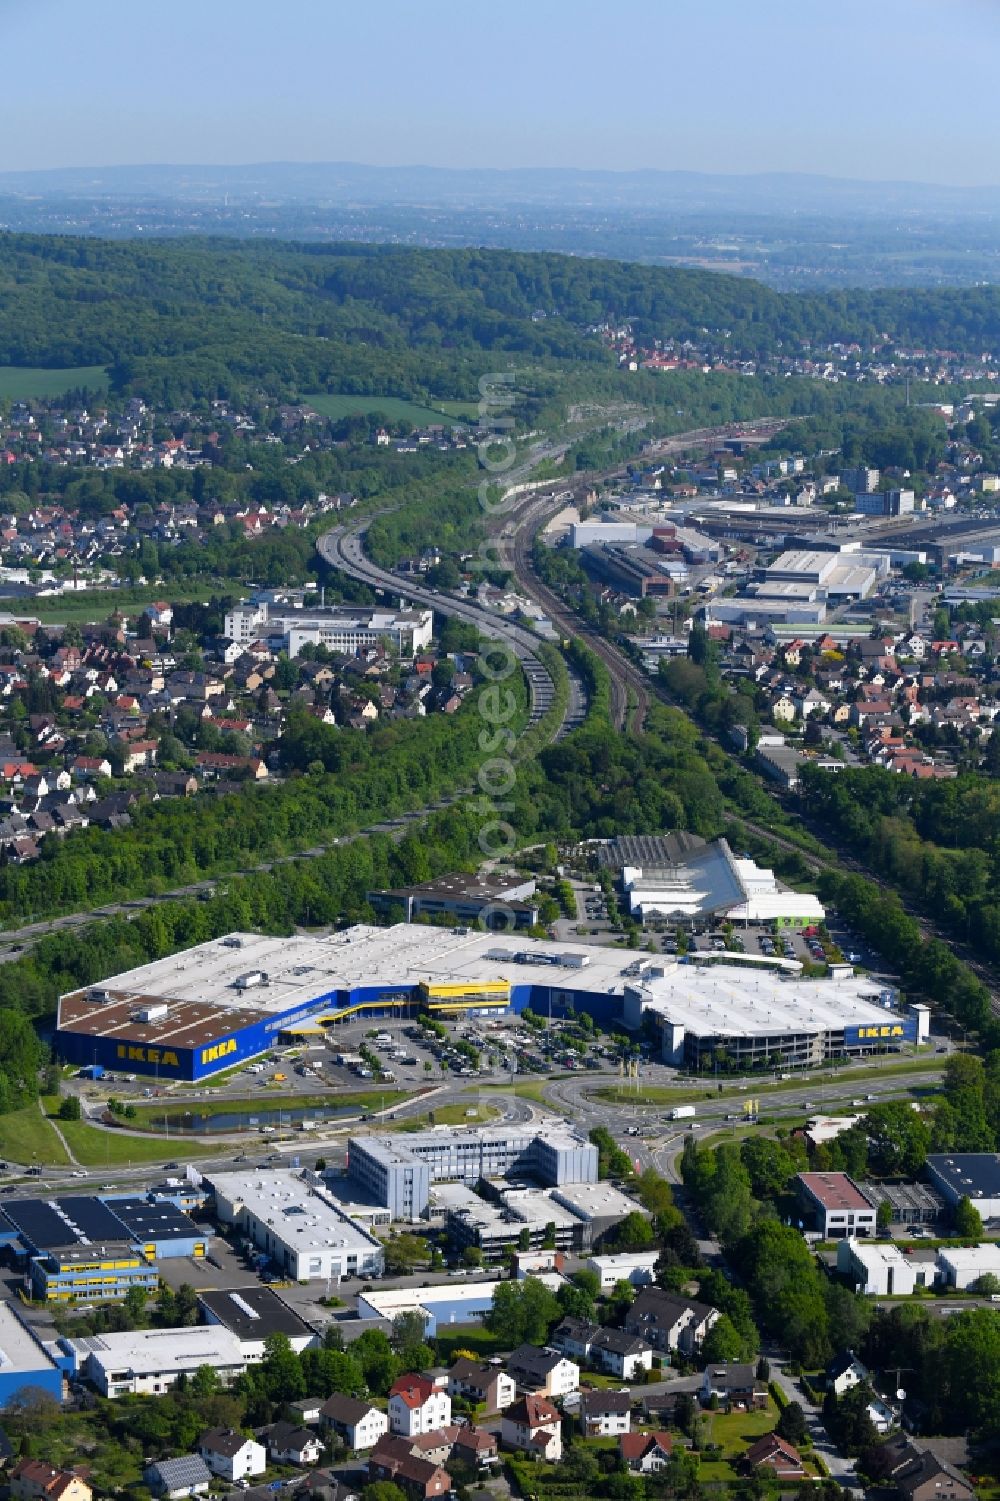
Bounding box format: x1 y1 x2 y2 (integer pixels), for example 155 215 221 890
200 1039 238 1065
116 1045 180 1066
858 1025 903 1039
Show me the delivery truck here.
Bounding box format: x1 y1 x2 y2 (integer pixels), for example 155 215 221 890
669 1105 696 1120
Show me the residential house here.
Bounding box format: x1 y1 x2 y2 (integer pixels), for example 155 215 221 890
263 1423 324 1466
624 1289 720 1355
446 1357 516 1412
9 1462 92 1501
619 1432 674 1474
388 1374 452 1437
368 1437 451 1501
142 1457 212 1500
700 1364 768 1412
590 1328 653 1381
507 1344 580 1398
320 1395 389 1451
826 1351 871 1398
198 1429 266 1483
870 1437 975 1501
500 1394 563 1461
550 1318 598 1364
578 1389 631 1438
743 1434 806 1479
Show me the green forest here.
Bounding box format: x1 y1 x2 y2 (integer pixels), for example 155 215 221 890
7 234 1000 416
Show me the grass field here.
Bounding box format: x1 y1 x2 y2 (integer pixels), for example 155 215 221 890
0 1105 70 1167
0 365 109 399
130 1088 411 1127
392 1101 499 1131
303 392 477 424
57 1119 217 1167
702 1400 779 1455
28 578 230 624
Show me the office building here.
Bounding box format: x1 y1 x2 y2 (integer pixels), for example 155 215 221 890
836 1239 923 1297
348 1125 598 1220
936 1244 1000 1290
224 599 433 658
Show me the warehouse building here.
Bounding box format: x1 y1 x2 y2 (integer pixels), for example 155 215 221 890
208 1168 384 1282
925 1154 1000 1221
357 1274 565 1337
368 872 538 930
348 1125 598 1220
936 1245 1000 1290
198 1287 318 1358
0 1302 64 1405
63 1327 247 1398
797 1172 878 1239
57 923 921 1081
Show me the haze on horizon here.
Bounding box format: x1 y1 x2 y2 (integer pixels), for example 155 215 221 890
2 0 1000 188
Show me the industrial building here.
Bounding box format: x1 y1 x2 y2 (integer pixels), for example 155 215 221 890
600 833 825 927
198 1286 318 1358
368 872 538 930
0 1193 206 1302
57 922 923 1081
63 1327 247 1398
347 1125 598 1220
224 599 433 658
936 1245 1000 1290
836 1240 924 1297
208 1168 384 1282
796 1172 878 1239
357 1273 565 1337
0 1302 64 1405
925 1154 1000 1220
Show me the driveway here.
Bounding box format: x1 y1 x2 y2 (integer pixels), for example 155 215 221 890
768 1353 858 1487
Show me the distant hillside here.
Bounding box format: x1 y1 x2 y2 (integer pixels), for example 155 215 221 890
3 234 1000 408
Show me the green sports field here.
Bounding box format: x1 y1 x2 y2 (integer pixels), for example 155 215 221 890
303 392 478 424
0 365 109 399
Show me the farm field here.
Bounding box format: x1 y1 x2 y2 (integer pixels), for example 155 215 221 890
0 365 109 398
303 392 476 424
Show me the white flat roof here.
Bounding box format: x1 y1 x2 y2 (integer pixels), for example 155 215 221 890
937 1246 1000 1272
71 1325 245 1377
71 924 893 1043
209 1169 380 1256
629 962 892 1039
553 1182 647 1222
844 1240 911 1269
359 1272 564 1320
0 1302 58 1374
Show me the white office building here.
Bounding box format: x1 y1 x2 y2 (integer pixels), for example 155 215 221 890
349 1126 598 1220
209 1168 384 1281
224 599 433 658
936 1245 1000 1290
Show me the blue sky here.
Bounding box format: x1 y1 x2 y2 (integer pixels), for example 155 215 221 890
2 0 999 183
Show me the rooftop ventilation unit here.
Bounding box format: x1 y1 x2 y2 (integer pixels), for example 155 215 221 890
222 936 244 949
233 971 268 991
86 987 114 1003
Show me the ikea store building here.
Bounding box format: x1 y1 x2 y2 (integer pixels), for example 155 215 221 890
56 924 924 1082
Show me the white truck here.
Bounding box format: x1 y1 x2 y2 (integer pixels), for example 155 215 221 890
669 1105 696 1120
